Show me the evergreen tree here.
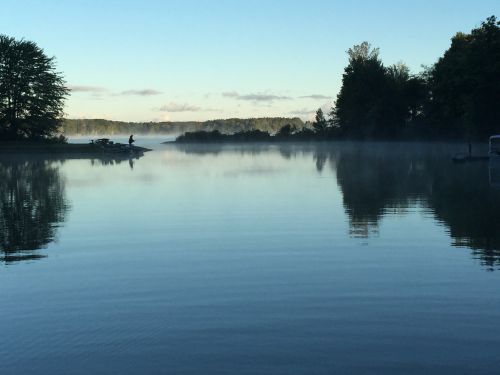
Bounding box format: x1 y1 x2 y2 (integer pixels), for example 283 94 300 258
313 108 327 133
332 42 388 138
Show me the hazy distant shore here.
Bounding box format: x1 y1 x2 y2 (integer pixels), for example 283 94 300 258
60 117 307 136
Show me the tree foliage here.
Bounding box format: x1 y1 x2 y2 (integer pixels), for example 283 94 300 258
0 35 68 140
61 117 306 136
427 16 500 139
313 108 327 132
332 42 426 139
331 16 500 140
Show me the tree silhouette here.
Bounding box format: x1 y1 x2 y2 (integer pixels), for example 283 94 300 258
427 16 500 139
313 108 327 133
0 35 69 140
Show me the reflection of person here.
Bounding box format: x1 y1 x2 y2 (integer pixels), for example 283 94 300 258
129 135 135 147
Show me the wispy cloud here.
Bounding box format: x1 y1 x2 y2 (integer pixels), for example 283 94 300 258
222 91 239 98
289 108 316 116
222 91 292 103
70 85 163 97
119 89 162 96
69 85 108 93
290 102 331 120
157 102 202 112
238 94 292 101
299 94 331 100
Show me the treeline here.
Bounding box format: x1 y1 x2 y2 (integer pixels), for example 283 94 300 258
176 124 317 143
61 117 306 136
327 16 500 140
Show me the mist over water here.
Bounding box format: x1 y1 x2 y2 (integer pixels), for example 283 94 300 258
1 141 500 374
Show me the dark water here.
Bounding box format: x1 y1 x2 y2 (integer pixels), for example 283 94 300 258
1 141 500 374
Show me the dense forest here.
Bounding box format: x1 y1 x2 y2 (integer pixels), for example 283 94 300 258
330 16 500 140
61 117 307 136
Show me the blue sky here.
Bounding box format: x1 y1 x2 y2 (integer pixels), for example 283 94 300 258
3 0 500 121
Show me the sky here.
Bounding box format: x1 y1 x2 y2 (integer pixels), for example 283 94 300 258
3 0 500 122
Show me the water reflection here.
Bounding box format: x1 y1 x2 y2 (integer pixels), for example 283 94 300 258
332 143 500 269
89 154 142 167
0 158 69 264
175 142 500 269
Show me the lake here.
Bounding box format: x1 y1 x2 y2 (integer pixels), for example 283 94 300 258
1 140 500 374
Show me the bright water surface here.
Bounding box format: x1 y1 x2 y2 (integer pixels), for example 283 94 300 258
1 140 500 374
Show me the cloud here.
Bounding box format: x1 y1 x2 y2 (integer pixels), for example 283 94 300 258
69 85 163 97
289 108 316 116
119 89 162 96
222 91 239 98
155 102 222 113
238 94 292 101
157 102 202 112
299 94 331 100
151 113 171 122
290 102 332 121
69 85 108 93
222 91 292 103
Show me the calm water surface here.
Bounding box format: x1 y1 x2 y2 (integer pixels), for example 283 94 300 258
1 141 500 374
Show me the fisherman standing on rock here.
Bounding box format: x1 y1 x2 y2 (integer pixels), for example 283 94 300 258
129 135 135 147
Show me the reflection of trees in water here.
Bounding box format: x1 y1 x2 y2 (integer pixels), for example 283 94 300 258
0 159 69 264
90 155 140 167
174 142 500 269
335 144 434 238
332 143 500 270
428 162 500 270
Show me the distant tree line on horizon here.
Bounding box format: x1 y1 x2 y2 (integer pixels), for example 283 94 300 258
61 117 307 136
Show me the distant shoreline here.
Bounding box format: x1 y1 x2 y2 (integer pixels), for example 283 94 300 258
170 129 486 144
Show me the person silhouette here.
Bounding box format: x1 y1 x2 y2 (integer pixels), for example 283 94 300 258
129 135 135 147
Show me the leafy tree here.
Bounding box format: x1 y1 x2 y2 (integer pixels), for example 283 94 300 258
276 123 296 137
332 42 428 139
427 16 500 139
313 108 327 133
0 35 68 140
331 42 388 138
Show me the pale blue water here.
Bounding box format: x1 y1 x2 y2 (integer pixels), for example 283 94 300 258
1 141 500 374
